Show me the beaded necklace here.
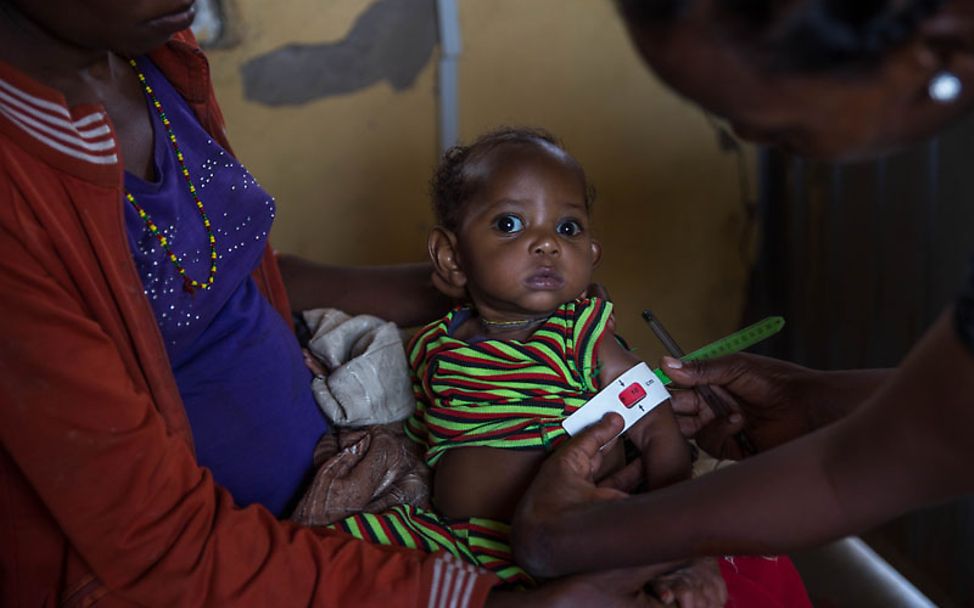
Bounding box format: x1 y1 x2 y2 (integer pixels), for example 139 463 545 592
125 58 217 293
479 315 549 332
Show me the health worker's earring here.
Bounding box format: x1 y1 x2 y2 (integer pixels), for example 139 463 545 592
929 71 962 103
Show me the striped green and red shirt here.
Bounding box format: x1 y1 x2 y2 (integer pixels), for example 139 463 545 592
405 297 613 466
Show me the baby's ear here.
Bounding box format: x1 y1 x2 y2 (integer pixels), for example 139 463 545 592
428 226 467 297
590 239 603 269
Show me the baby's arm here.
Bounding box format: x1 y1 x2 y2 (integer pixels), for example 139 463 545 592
597 330 691 490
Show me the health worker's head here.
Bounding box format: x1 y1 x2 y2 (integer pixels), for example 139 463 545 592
619 0 974 161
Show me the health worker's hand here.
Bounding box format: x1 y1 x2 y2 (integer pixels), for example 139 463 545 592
511 414 656 578
661 353 818 460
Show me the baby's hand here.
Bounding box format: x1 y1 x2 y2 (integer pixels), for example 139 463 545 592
650 557 727 607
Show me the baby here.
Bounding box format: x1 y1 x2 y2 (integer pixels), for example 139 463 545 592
333 128 812 605
334 128 691 586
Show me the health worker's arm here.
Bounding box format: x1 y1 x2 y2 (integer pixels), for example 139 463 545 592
513 309 974 577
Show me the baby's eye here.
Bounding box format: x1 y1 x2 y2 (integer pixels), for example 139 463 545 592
494 214 524 233
556 219 583 237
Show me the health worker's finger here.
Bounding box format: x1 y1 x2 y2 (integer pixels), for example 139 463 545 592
564 413 625 463
661 355 747 389
598 459 643 493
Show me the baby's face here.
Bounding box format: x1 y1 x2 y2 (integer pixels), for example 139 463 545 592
454 144 600 323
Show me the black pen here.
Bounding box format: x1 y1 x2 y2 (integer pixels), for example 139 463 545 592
642 309 758 456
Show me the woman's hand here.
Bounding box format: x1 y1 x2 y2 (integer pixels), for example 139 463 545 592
301 348 328 377
649 557 726 608
662 353 888 460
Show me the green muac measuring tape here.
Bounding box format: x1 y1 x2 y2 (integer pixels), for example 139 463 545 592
652 316 786 385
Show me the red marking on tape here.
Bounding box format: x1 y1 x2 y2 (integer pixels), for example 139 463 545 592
618 383 646 408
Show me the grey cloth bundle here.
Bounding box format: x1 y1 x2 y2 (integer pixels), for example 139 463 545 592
303 308 416 427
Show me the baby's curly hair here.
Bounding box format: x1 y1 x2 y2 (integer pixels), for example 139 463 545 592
431 127 595 232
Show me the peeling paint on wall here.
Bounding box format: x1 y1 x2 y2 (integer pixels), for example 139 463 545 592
242 0 437 106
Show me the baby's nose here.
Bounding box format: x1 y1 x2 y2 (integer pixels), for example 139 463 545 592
531 234 559 255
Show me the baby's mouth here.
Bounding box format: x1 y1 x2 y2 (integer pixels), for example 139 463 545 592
525 267 564 290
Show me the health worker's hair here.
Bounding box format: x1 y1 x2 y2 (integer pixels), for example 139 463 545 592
618 0 949 73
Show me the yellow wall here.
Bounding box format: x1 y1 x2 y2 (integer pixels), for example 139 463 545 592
207 0 757 359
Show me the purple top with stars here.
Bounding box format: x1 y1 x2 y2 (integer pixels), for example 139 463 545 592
123 57 327 517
